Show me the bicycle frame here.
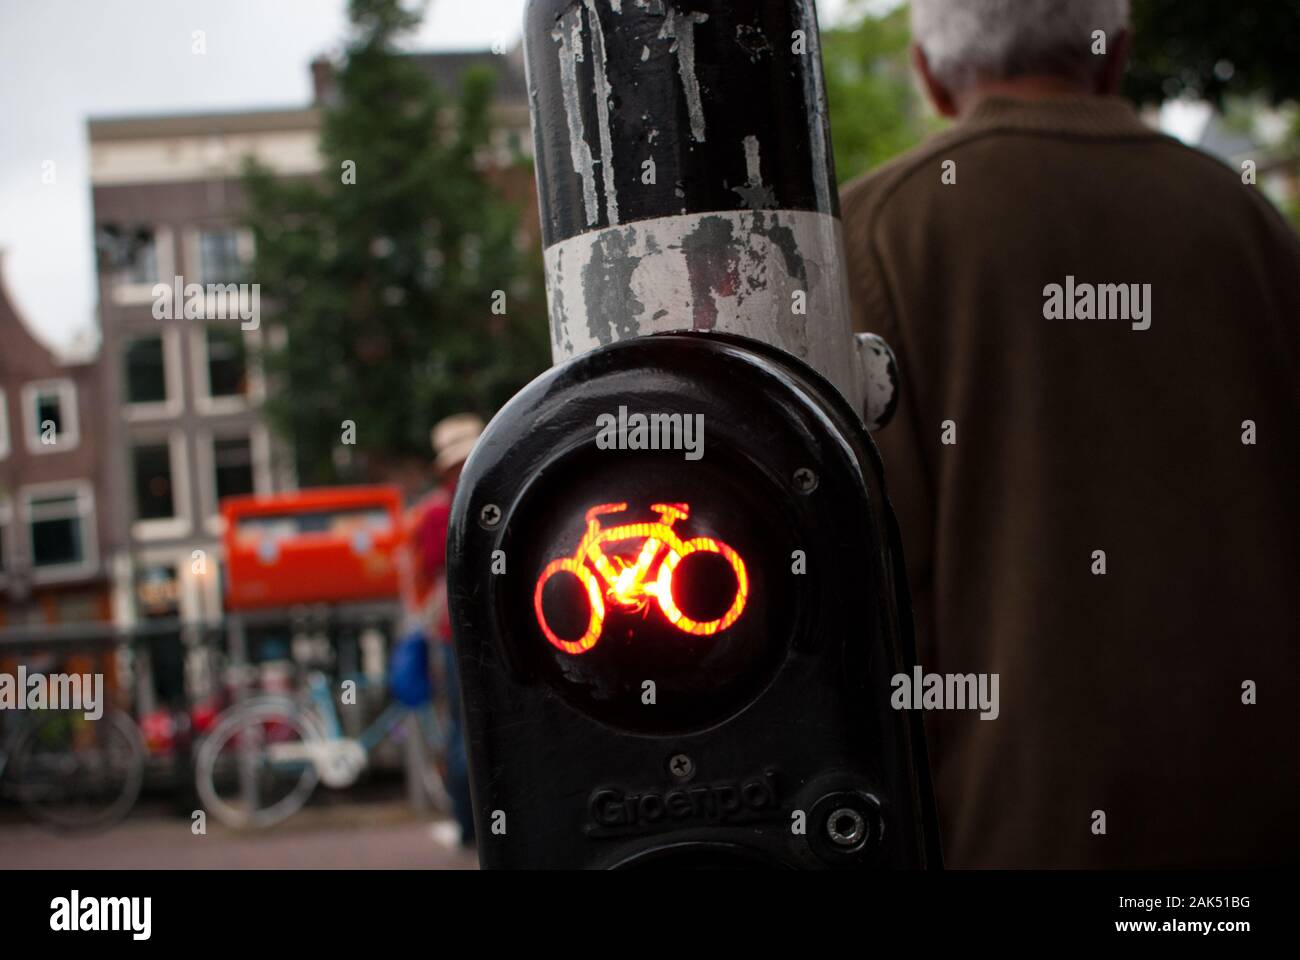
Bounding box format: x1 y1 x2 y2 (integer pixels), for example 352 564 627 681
306 673 433 754
258 674 442 778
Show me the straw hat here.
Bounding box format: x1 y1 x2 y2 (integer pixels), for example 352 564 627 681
431 413 484 473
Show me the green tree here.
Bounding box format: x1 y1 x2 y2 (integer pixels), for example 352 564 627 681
245 0 550 486
822 2 933 185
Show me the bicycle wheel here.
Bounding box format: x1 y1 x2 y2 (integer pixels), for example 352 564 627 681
9 709 145 832
655 537 750 636
534 558 606 654
195 698 321 830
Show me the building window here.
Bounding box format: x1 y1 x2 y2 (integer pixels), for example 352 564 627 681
200 427 270 533
99 225 158 286
0 389 9 460
124 237 158 285
24 484 96 573
206 327 248 398
133 442 176 521
100 224 173 306
213 436 255 503
22 379 80 454
131 434 190 541
198 229 245 283
124 335 168 405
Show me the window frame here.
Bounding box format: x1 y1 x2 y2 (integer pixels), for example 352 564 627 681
22 378 80 455
21 480 98 583
188 225 253 285
122 326 183 421
191 324 264 415
110 224 175 306
197 425 272 535
130 431 192 542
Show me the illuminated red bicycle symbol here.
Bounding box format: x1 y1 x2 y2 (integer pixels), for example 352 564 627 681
533 502 750 655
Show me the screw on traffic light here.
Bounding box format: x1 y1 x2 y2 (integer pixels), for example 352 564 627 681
446 0 941 869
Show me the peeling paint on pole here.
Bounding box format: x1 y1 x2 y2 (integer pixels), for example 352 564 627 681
526 1 840 247
525 0 898 427
732 135 777 210
544 208 857 399
582 0 620 225
549 6 599 226
658 8 710 143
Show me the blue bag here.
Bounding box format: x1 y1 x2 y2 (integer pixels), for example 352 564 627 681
389 630 433 707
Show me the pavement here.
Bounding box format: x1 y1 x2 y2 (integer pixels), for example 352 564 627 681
0 799 479 870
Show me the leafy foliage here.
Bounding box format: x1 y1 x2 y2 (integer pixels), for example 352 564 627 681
245 0 549 486
821 3 933 184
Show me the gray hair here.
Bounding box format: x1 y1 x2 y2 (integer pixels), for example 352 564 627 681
911 0 1130 91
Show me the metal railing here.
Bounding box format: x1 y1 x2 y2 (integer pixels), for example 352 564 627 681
0 601 441 821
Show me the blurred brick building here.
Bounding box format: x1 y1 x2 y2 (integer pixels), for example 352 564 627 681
0 251 114 629
87 48 536 635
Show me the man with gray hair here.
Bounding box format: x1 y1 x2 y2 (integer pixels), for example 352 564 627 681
910 0 1131 102
842 0 1300 867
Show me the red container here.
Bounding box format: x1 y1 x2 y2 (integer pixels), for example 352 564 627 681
222 486 404 611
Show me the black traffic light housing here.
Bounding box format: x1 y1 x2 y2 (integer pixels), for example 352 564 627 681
448 331 940 869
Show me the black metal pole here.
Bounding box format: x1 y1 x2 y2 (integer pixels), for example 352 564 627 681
524 0 897 428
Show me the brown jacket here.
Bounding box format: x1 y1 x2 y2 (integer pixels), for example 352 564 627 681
842 95 1300 867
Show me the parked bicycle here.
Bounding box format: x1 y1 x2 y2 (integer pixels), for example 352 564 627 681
0 708 146 831
533 502 750 654
195 671 448 829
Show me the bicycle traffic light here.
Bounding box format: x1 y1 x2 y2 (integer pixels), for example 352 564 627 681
448 333 939 868
445 0 939 868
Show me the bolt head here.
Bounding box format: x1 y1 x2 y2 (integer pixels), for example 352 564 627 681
826 806 867 847
793 467 818 493
479 503 502 528
668 753 694 779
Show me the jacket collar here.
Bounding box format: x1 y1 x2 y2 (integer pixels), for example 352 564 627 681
960 94 1157 138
